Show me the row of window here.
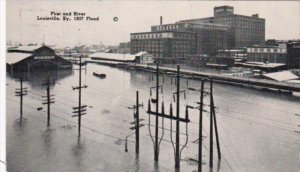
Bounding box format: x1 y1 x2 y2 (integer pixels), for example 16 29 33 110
154 24 180 31
247 48 287 53
131 33 173 39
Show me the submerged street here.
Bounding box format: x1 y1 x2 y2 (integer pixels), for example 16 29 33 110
6 63 300 172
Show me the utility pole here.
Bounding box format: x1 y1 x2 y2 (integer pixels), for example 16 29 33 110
147 64 189 170
209 77 214 168
211 78 221 160
147 63 164 162
42 76 55 127
136 91 140 153
175 65 180 169
15 77 28 120
209 77 221 167
198 80 204 172
155 63 159 161
188 78 221 170
72 55 88 137
128 91 144 153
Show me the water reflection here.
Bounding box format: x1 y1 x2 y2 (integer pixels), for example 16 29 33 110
41 128 55 156
134 153 140 172
8 69 72 88
71 137 86 169
208 160 221 172
13 118 27 130
154 161 160 172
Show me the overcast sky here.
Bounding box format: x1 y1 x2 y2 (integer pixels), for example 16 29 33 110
6 0 300 47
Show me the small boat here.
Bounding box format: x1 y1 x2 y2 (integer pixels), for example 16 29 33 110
93 72 106 79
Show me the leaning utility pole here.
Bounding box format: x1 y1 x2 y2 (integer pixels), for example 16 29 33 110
42 76 55 127
15 77 28 120
72 55 88 137
189 77 221 171
211 78 221 160
209 77 221 168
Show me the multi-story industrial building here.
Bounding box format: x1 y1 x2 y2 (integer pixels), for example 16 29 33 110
130 30 197 59
130 5 265 60
179 5 265 49
131 21 228 58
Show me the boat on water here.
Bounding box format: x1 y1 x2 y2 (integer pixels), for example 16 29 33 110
93 72 106 79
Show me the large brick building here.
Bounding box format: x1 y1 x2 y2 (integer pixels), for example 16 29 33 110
131 22 228 58
179 5 265 49
130 5 265 60
131 31 197 59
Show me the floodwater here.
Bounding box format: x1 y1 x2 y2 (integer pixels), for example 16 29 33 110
6 63 300 172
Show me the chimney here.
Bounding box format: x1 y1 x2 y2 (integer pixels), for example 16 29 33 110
160 16 163 25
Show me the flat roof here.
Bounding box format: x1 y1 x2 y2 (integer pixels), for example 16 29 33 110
135 51 149 56
130 30 195 35
89 52 136 61
243 62 286 68
152 22 228 28
6 52 32 65
262 71 299 82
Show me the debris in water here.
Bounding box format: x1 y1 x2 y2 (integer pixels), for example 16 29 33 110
101 109 110 114
114 139 123 145
60 125 75 130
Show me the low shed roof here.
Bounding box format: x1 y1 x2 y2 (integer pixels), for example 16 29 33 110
262 71 299 82
6 52 32 65
89 52 136 61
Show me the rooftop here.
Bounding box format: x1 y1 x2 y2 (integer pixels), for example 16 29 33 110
89 52 136 61
12 45 41 52
262 71 299 82
6 52 32 65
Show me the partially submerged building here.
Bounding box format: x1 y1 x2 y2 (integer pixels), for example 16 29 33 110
6 45 72 73
89 51 154 64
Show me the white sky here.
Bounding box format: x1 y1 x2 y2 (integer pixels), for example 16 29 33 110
6 0 300 47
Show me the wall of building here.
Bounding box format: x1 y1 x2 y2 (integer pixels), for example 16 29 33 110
130 31 197 58
287 42 300 69
247 45 287 64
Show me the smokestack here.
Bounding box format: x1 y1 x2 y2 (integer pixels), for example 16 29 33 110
160 16 163 25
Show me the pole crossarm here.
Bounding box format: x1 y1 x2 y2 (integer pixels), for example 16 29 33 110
15 77 29 119
72 105 87 110
72 85 88 90
147 110 190 123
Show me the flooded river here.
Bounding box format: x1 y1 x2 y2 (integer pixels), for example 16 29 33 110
6 63 300 172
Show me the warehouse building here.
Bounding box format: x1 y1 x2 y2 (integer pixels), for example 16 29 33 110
6 45 72 73
131 23 227 59
89 51 154 64
130 31 197 59
151 22 228 55
246 44 287 64
179 5 265 49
